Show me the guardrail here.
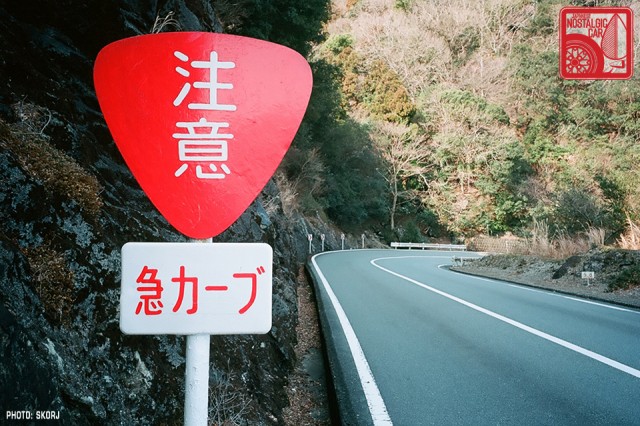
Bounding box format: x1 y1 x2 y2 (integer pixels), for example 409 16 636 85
390 242 467 251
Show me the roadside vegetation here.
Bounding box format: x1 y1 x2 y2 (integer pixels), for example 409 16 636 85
223 0 640 256
228 0 640 296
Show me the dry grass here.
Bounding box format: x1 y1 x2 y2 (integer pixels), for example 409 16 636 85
471 220 608 259
150 11 181 33
264 171 300 217
551 233 590 259
1 105 103 218
24 245 75 326
525 220 608 259
209 367 251 425
586 227 606 248
618 216 640 250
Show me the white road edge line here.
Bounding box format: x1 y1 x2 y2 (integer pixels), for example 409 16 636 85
372 257 640 379
311 254 393 425
562 296 638 313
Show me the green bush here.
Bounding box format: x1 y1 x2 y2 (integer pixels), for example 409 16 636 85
322 122 388 227
449 26 480 66
400 221 423 242
323 40 415 124
609 264 640 291
325 34 354 54
439 89 509 125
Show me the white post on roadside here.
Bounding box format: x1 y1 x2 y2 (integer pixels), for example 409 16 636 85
582 271 595 286
307 234 313 254
321 234 325 252
361 234 365 249
341 233 345 250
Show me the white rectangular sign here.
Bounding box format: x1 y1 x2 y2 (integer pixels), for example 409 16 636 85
120 242 272 335
581 271 595 279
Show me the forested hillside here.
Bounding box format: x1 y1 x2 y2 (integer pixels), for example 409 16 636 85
277 0 640 245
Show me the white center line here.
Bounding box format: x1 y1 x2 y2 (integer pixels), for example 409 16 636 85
372 257 640 379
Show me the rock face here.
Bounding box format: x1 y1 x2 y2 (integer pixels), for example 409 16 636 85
0 1 311 423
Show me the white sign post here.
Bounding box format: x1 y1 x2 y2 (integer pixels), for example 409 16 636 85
185 331 210 426
307 234 313 254
581 271 595 286
361 233 365 249
341 233 345 250
121 242 272 426
321 234 325 252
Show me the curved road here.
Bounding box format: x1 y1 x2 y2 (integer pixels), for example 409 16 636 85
309 250 640 425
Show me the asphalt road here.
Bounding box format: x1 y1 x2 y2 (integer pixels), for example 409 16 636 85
309 249 640 425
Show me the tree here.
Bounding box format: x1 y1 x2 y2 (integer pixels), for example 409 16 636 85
321 121 388 227
217 0 331 56
373 122 431 230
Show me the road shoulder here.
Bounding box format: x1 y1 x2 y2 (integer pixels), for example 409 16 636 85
306 253 380 426
451 252 640 309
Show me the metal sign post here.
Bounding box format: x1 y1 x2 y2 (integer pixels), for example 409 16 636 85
184 333 210 426
185 238 211 426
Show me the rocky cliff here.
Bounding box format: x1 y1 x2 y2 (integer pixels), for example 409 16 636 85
0 1 319 423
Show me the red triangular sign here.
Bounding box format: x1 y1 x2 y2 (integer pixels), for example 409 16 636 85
94 32 312 238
